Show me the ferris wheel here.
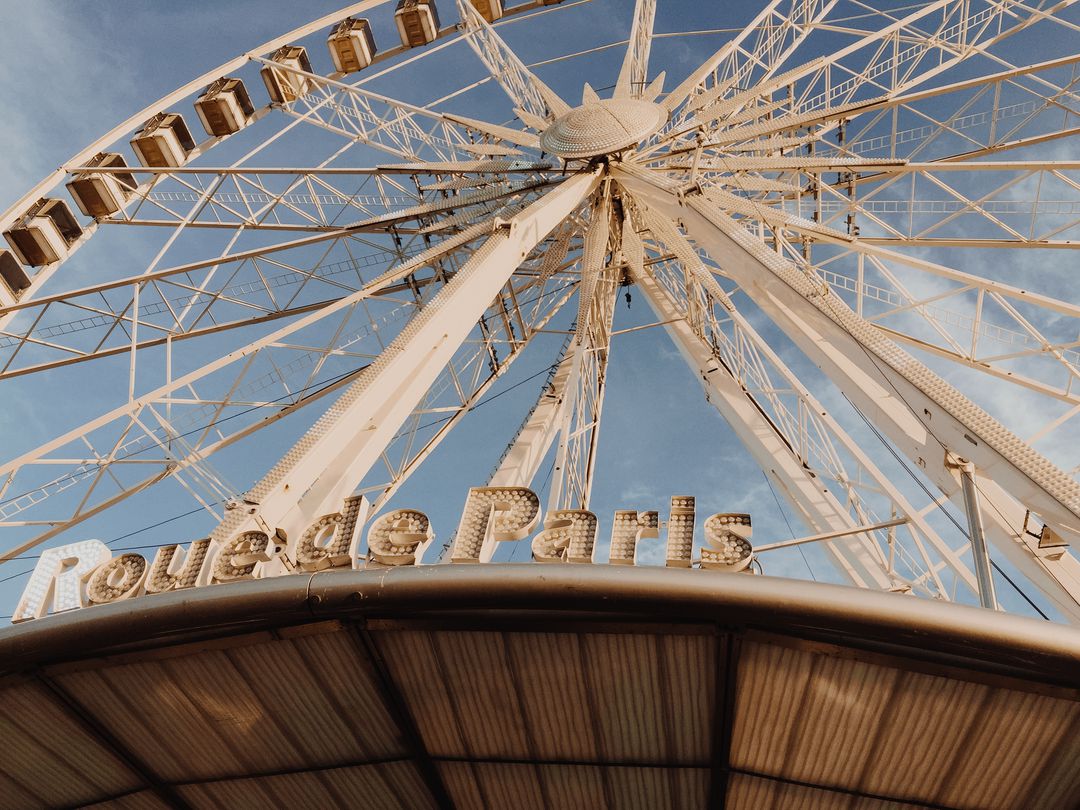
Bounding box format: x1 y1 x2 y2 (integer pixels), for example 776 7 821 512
1 0 1080 624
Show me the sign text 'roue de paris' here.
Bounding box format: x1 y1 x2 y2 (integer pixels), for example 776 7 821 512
13 487 753 622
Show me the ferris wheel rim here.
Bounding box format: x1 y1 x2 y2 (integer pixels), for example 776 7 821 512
0 0 617 237
0 0 422 235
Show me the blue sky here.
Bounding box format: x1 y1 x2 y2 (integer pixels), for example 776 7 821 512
0 0 1076 621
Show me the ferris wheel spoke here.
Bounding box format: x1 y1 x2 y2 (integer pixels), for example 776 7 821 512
628 196 984 599
476 227 588 527
207 169 600 547
106 167 426 231
614 0 658 99
0 213 520 556
441 113 542 151
256 53 540 162
476 264 593 510
454 0 570 127
487 338 574 493
539 194 619 517
0 285 421 383
661 0 1077 154
854 234 1080 249
662 0 835 121
0 153 375 338
815 53 1080 162
653 153 906 173
703 184 855 244
784 1 1075 113
361 273 579 530
1 222 409 322
352 176 563 230
626 228 896 591
790 238 1080 408
0 233 418 380
0 171 572 381
573 188 612 344
617 163 1080 614
801 160 1080 248
670 157 1080 252
686 96 894 152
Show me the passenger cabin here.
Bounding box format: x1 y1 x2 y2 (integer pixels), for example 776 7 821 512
66 152 137 219
3 198 83 267
395 0 440 48
469 0 503 22
130 113 196 168
327 18 377 74
194 78 254 137
0 250 31 303
261 46 313 104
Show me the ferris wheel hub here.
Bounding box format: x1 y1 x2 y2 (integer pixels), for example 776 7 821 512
540 98 667 159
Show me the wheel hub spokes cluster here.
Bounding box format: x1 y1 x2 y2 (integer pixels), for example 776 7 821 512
540 98 668 159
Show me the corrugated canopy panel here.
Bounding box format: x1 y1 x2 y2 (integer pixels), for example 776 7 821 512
0 567 1077 809
733 638 1080 809
44 624 408 786
0 680 144 807
82 791 171 810
372 628 715 770
175 762 436 810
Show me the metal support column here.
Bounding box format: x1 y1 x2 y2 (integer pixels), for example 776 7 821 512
957 460 999 610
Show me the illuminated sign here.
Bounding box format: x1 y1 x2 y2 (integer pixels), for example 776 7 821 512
13 488 752 622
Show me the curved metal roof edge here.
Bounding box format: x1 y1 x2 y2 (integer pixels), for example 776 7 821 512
2 566 1078 686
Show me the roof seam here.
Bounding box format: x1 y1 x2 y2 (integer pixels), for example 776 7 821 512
351 623 457 810
35 672 193 810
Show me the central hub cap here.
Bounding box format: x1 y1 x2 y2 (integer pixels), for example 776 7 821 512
540 98 667 159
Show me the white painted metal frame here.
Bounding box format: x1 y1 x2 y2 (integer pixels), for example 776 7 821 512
616 164 1080 618
1 0 1079 626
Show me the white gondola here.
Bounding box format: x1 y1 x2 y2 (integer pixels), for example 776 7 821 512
130 113 196 168
261 46 313 104
469 0 503 22
327 18 377 74
394 0 440 48
0 249 31 303
194 78 255 137
3 198 83 267
65 152 137 219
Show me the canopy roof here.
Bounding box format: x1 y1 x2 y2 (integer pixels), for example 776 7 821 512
0 566 1078 809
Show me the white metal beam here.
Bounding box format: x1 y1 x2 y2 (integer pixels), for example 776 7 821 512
211 170 601 544
615 0 657 99
635 202 977 599
490 348 577 489
662 0 836 116
547 200 619 514
615 164 1080 620
629 246 893 590
0 213 511 561
455 0 569 125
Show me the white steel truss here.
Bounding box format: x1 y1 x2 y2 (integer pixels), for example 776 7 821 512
546 187 620 513
2 0 1079 627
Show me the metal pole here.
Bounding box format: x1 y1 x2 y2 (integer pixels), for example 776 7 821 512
959 463 998 610
754 518 910 553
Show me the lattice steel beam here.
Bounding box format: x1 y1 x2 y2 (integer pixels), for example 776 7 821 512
617 163 1080 620
210 170 601 545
